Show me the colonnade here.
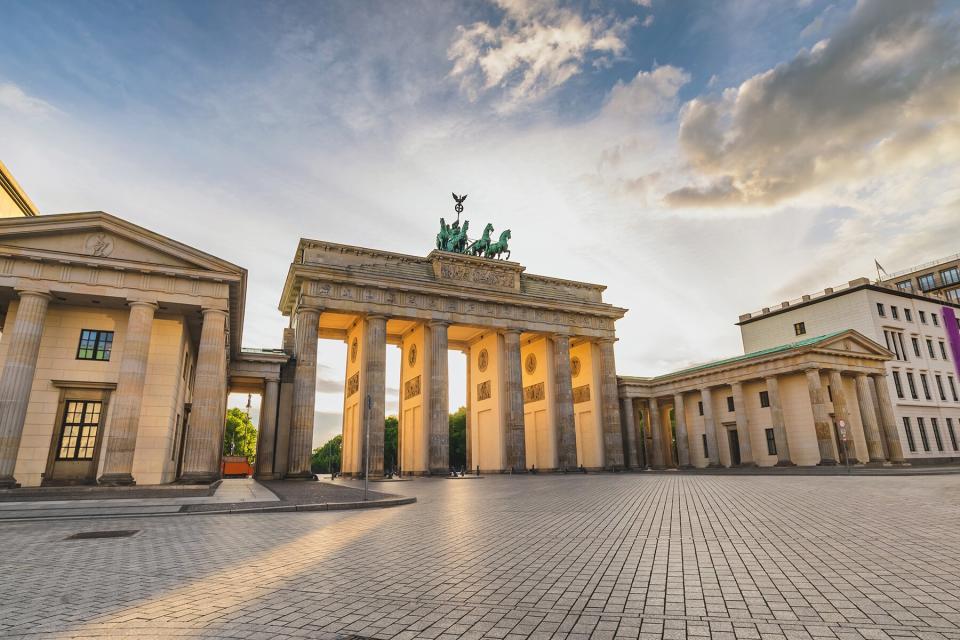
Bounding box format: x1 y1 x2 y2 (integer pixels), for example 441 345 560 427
287 305 624 476
0 288 231 487
624 368 904 469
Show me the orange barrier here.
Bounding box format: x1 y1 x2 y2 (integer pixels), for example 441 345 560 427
221 456 254 477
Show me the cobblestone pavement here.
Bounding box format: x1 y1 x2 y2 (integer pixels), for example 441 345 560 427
2 474 960 639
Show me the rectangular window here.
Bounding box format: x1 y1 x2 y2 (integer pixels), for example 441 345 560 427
793 321 806 336
903 417 916 452
765 428 777 455
827 384 833 402
941 267 960 286
921 373 932 400
905 308 913 322
932 418 944 452
891 306 899 320
936 375 946 401
950 376 959 402
759 390 770 408
948 289 960 304
918 274 936 291
918 417 930 451
698 401 703 416
898 333 908 362
702 433 708 457
877 302 886 317
927 339 936 359
933 313 940 327
947 418 959 451
912 337 921 358
920 310 927 324
76 330 114 361
56 400 102 460
907 372 918 399
892 371 904 399
891 333 902 360
172 413 182 461
726 396 735 412
897 280 913 292
941 341 949 360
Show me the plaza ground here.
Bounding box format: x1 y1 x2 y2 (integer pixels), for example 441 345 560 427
2 474 960 639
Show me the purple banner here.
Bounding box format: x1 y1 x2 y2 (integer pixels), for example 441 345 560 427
942 306 960 379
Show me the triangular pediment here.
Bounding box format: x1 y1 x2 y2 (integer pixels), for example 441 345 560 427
813 331 891 357
0 212 243 276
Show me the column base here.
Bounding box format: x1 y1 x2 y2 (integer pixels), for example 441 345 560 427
285 472 318 481
0 476 21 489
707 463 723 468
678 464 694 470
98 473 136 486
177 472 220 485
774 460 796 467
817 459 838 466
737 462 758 468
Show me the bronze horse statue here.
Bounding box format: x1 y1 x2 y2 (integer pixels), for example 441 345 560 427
484 229 511 260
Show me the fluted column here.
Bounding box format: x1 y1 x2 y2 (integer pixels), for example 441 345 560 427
99 300 158 485
0 290 51 488
765 376 793 465
673 393 691 468
503 329 526 471
700 387 721 467
871 373 905 463
428 320 449 474
805 368 837 464
855 373 885 463
180 308 229 483
598 339 624 469
362 315 387 477
621 397 639 469
553 334 577 470
255 376 280 479
284 305 321 479
828 370 861 463
730 382 755 466
648 398 664 469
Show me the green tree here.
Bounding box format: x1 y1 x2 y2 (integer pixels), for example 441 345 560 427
311 434 342 474
223 407 257 462
449 406 467 470
384 415 398 473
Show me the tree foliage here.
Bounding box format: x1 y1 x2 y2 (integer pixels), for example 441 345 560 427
311 434 342 474
384 415 398 473
449 406 467 470
223 407 257 462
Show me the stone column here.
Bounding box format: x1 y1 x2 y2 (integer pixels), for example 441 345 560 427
730 382 755 466
553 334 577 470
255 376 280 479
427 320 449 475
805 368 837 464
598 339 624 469
871 373 906 463
855 373 885 463
503 329 526 471
180 308 229 483
648 398 664 469
765 376 793 465
621 397 638 469
364 315 388 477
0 290 51 488
98 300 158 485
828 370 861 463
284 305 321 479
700 387 721 467
673 393 691 468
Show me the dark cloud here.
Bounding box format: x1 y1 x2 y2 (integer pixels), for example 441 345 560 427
667 0 960 207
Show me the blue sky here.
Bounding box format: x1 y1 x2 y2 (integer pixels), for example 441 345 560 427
2 0 958 444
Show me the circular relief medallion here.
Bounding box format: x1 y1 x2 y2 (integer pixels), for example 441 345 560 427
84 232 114 257
570 356 582 378
408 344 417 366
525 353 537 375
477 348 489 372
350 337 358 363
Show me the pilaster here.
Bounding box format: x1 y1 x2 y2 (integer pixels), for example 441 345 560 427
648 397 664 469
765 376 793 466
730 382 755 466
700 387 721 467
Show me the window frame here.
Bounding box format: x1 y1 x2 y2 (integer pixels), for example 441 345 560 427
941 267 960 286
765 428 777 456
76 329 114 361
903 416 916 452
793 321 806 336
920 373 932 400
906 372 918 400
55 400 103 461
947 418 959 451
931 417 944 452
917 417 930 451
876 302 886 317
904 308 913 322
759 390 770 408
918 274 936 291
892 371 904 399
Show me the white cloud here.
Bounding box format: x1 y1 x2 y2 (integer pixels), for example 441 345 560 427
448 0 631 112
0 82 58 118
667 0 960 207
602 64 690 119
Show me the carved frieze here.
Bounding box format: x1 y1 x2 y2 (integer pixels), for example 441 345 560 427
477 380 492 401
523 382 544 404
437 261 516 289
346 372 359 397
573 384 591 404
404 375 421 400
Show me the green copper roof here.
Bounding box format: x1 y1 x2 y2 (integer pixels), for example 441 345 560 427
660 330 850 379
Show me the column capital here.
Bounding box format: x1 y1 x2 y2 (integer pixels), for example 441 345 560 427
14 288 52 301
501 327 523 336
127 299 159 310
295 304 323 317
428 319 450 329
550 331 572 341
201 306 229 318
596 336 617 345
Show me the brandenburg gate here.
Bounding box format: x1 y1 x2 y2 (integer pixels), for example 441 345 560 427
275 210 628 477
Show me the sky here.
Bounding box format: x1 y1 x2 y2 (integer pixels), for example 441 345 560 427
1 0 958 446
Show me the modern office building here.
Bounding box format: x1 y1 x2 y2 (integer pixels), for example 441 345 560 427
881 255 960 304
